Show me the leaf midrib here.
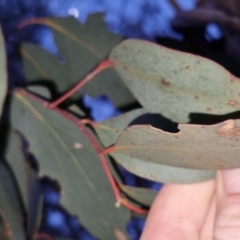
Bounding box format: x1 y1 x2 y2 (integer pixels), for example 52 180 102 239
14 93 112 222
113 60 240 109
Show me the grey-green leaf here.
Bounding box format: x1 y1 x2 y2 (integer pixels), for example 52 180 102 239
111 121 240 170
10 90 130 240
119 183 157 207
0 161 27 240
93 108 147 147
112 152 215 184
5 130 42 237
22 14 135 107
109 39 240 123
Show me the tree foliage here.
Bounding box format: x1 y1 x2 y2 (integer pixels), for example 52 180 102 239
1 12 240 240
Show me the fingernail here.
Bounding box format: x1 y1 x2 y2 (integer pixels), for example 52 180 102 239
222 169 240 194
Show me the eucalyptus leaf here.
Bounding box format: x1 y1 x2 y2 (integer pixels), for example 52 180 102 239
112 152 215 184
10 90 130 240
111 121 240 170
68 104 85 117
0 26 7 118
0 161 26 240
94 108 214 183
93 108 147 147
5 130 42 237
109 39 240 123
27 85 52 99
22 14 135 107
118 183 157 207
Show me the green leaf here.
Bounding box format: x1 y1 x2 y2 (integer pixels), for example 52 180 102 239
111 121 240 170
68 104 85 117
10 90 130 240
93 108 147 147
118 183 157 207
109 39 240 123
5 130 42 237
27 85 52 99
21 14 135 107
112 153 215 183
0 26 7 118
0 161 27 240
111 153 215 183
93 108 214 183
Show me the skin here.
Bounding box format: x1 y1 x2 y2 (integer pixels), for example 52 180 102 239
140 169 240 240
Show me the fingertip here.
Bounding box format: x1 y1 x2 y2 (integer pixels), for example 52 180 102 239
222 169 240 194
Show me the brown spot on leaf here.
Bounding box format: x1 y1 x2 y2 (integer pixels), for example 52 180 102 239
216 120 240 138
185 66 190 70
206 107 212 112
218 164 224 169
196 60 200 64
195 95 199 100
228 100 238 106
123 45 128 50
238 92 240 97
161 79 170 86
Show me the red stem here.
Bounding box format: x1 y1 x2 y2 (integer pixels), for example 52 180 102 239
120 198 148 214
17 90 147 214
101 146 116 155
48 60 114 108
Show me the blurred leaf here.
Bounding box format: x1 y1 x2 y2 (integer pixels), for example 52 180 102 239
112 153 215 184
21 14 135 107
118 183 157 207
68 104 85 117
111 121 240 170
5 130 42 237
0 26 7 118
27 86 52 99
93 108 147 147
0 161 27 240
109 39 240 123
10 90 130 240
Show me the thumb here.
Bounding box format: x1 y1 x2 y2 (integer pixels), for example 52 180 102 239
213 169 240 240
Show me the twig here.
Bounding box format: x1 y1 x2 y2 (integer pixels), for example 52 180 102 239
48 60 114 108
172 7 240 30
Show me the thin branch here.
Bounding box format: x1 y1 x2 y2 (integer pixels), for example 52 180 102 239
48 59 114 108
172 7 240 30
120 198 148 214
101 146 116 155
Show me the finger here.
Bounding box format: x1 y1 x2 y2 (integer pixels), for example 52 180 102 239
140 180 215 240
213 169 240 240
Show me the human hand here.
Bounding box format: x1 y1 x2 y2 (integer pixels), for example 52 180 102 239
140 169 240 240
